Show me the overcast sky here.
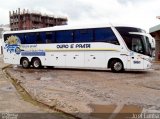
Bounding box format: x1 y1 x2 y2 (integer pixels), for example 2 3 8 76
0 0 160 32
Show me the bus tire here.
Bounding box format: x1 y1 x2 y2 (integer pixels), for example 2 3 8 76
111 60 124 73
32 58 41 68
21 58 30 68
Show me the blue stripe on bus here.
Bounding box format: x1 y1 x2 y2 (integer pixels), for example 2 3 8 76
21 51 45 56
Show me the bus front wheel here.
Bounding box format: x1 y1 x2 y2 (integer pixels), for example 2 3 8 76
21 58 30 68
111 60 124 73
32 58 41 68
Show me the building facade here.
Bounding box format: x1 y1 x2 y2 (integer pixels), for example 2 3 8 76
150 25 160 61
9 8 68 31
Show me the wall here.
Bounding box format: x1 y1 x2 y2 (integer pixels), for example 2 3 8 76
152 32 160 61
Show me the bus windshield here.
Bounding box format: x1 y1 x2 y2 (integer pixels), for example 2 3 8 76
116 27 152 57
122 34 152 56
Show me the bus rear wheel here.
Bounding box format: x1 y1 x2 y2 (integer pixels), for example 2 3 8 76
32 58 41 68
21 58 30 68
111 60 124 73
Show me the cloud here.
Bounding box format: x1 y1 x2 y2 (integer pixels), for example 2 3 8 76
0 0 160 31
69 0 160 31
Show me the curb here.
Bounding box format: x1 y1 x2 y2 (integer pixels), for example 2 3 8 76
2 65 80 119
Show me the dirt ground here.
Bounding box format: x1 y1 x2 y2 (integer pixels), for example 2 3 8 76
5 64 160 119
0 55 72 119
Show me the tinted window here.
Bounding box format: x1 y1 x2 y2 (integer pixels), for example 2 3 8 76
118 33 152 56
46 32 55 43
17 32 45 44
95 28 119 45
56 30 73 43
4 34 24 44
17 34 25 44
24 33 37 44
116 27 152 56
37 32 46 44
131 36 144 53
24 34 30 44
74 29 93 42
116 27 146 33
4 34 10 42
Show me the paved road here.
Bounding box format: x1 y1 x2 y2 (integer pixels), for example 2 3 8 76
0 55 70 119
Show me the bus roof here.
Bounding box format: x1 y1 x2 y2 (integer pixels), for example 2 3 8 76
3 24 143 34
3 24 111 34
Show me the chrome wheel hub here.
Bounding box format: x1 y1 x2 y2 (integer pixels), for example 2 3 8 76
114 62 122 71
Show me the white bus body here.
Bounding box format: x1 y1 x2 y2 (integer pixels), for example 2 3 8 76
0 27 10 54
2 24 152 72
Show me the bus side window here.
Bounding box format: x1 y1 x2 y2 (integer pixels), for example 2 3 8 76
17 34 25 44
36 32 46 44
36 33 41 44
4 34 9 42
95 28 119 45
74 29 93 42
31 33 37 44
37 32 46 44
46 32 55 43
25 33 37 44
24 34 29 44
56 30 73 43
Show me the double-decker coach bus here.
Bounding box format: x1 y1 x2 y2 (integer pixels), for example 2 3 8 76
2 24 152 72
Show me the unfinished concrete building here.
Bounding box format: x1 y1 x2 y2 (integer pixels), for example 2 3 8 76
9 8 68 31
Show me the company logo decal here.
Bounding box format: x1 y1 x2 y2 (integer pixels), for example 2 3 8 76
4 35 21 54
